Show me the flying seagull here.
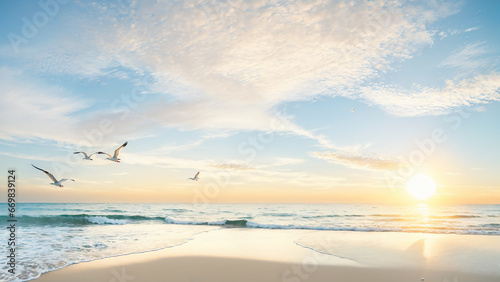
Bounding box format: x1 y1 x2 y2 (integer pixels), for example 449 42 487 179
97 141 128 163
350 108 355 112
188 172 200 181
74 151 96 160
32 164 75 187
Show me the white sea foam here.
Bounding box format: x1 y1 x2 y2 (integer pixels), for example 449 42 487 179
1 222 218 282
165 217 226 225
86 216 128 225
246 220 403 232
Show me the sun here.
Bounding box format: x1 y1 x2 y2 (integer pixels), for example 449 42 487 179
406 174 436 200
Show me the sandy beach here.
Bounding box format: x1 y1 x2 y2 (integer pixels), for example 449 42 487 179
34 229 500 282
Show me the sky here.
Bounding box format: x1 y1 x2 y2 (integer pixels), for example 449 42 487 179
0 0 499 204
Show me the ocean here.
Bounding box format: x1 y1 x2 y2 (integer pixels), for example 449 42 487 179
2 203 500 281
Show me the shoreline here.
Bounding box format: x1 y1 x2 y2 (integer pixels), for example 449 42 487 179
32 229 500 282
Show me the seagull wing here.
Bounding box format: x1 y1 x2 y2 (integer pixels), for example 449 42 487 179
97 152 112 158
74 152 89 158
195 172 200 178
59 179 75 183
113 141 128 158
32 164 58 183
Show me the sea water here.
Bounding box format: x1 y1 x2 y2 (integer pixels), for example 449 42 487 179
1 203 499 281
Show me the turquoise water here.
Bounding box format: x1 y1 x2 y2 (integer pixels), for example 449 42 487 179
1 203 499 281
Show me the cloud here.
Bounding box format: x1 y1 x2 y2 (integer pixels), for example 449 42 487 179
1 0 489 153
121 152 207 170
156 132 234 153
474 106 486 112
311 151 402 171
222 167 345 189
0 151 63 163
35 0 439 84
273 157 305 166
211 163 255 170
359 73 500 116
1 0 456 136
0 67 90 144
283 173 344 189
439 42 489 70
465 27 480 32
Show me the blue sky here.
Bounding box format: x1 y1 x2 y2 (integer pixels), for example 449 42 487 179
0 0 499 203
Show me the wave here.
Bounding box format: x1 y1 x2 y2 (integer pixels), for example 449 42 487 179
435 215 482 219
161 217 500 235
86 216 128 225
164 217 248 227
163 217 402 232
371 214 481 219
102 209 125 213
7 212 500 235
481 223 500 228
1 214 166 226
165 217 226 225
163 208 191 213
303 214 364 219
261 212 296 217
245 221 404 232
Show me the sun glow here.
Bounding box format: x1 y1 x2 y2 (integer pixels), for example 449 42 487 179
407 174 436 200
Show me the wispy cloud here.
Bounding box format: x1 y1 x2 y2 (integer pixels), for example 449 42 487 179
311 151 402 171
211 163 255 171
439 42 489 70
438 29 460 39
474 106 486 112
438 26 480 39
359 73 500 116
465 26 480 32
121 152 207 170
272 157 305 166
0 67 90 145
221 167 345 189
147 132 235 156
0 151 63 163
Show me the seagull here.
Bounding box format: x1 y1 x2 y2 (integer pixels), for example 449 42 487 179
350 108 355 112
188 171 200 181
97 141 128 163
32 164 75 188
73 151 96 160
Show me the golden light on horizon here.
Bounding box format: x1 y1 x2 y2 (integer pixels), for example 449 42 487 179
407 174 437 201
